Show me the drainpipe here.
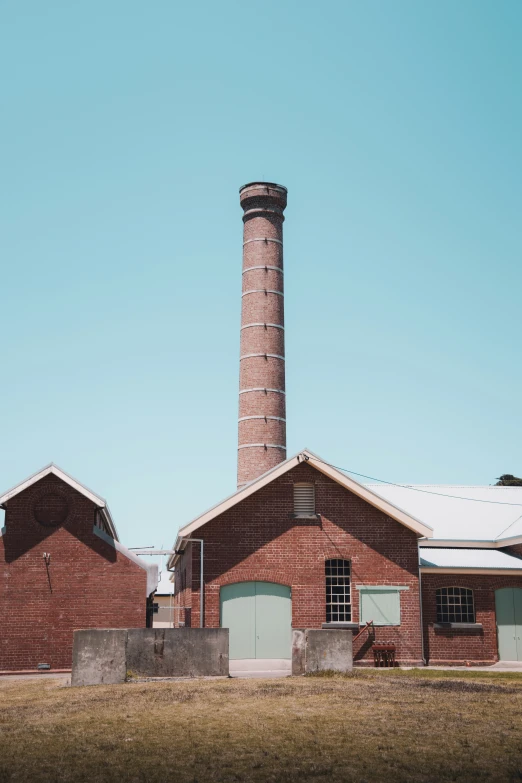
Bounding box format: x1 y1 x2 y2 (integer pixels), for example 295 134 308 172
418 543 426 666
177 537 204 628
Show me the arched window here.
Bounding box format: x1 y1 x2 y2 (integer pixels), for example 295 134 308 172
325 559 351 622
436 587 475 623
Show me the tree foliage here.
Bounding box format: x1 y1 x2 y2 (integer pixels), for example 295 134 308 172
495 474 522 486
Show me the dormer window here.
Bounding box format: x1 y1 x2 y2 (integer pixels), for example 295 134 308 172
293 482 315 516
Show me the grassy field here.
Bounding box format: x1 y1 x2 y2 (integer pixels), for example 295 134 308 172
1 669 522 782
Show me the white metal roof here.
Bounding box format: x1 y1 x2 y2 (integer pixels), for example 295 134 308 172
420 547 522 571
0 464 119 540
365 484 522 543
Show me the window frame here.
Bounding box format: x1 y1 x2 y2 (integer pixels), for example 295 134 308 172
436 586 475 624
325 558 352 624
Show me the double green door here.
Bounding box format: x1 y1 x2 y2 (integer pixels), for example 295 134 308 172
495 588 522 661
220 581 292 660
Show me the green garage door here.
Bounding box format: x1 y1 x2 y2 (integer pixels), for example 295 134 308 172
220 582 292 660
495 588 522 661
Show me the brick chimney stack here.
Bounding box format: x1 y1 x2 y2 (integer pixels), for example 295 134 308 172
237 182 288 488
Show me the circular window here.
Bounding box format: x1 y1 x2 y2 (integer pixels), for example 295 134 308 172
34 494 69 526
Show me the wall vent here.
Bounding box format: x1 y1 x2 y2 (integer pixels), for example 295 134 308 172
293 483 315 516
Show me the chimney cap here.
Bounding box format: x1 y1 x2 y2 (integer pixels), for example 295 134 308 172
239 181 287 194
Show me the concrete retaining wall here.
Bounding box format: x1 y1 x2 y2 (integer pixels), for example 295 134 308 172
127 628 229 678
292 629 353 675
71 628 229 686
72 629 128 687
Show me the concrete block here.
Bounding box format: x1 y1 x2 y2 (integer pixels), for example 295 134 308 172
126 628 229 677
71 629 127 687
292 629 306 676
305 629 353 673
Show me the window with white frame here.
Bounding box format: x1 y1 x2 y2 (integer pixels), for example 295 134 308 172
436 587 475 623
325 559 351 622
294 483 315 516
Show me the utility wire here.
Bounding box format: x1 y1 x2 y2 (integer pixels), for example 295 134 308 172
306 455 522 508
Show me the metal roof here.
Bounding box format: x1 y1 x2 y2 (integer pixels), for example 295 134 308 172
420 547 522 570
365 484 522 542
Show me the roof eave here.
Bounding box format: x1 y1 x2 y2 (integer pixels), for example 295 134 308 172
421 566 522 575
420 536 522 549
167 449 434 565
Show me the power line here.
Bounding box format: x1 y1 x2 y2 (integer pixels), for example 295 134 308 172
306 456 522 508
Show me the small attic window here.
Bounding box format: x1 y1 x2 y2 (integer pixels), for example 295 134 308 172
294 483 315 516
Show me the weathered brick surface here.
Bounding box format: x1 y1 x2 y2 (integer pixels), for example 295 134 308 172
175 462 424 665
237 183 287 487
422 573 522 665
0 474 147 671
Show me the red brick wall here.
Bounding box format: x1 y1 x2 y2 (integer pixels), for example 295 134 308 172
422 573 522 665
175 462 424 665
0 474 147 671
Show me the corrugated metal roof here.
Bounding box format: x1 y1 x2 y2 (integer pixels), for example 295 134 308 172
365 484 522 541
420 547 522 570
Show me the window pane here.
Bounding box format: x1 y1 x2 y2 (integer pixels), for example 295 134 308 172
325 559 351 622
436 587 475 623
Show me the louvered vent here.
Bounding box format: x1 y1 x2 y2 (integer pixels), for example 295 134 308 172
294 483 315 515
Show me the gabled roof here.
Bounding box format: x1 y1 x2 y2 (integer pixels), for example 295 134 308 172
365 484 522 544
0 463 118 540
169 450 433 565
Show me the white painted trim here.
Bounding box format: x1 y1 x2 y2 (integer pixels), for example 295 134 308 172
240 353 285 361
420 536 522 548
238 416 286 422
241 323 284 330
239 388 285 395
168 449 434 568
242 266 283 274
237 443 286 450
241 289 283 297
421 567 522 575
355 585 409 591
243 237 283 246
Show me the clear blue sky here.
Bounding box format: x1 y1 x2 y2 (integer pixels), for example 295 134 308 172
1 1 521 549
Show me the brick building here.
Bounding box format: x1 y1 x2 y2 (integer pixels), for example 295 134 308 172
0 464 157 672
169 182 522 669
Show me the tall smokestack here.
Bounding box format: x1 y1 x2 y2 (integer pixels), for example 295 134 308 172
237 182 288 488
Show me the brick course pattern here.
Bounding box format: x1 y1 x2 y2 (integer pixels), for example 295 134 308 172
0 475 147 671
175 462 424 665
237 182 288 488
422 573 522 665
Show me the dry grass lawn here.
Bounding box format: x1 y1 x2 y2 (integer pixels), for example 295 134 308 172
1 669 522 782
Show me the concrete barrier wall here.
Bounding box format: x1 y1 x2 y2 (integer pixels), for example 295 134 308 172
72 629 128 687
127 628 229 678
71 628 229 686
292 629 353 675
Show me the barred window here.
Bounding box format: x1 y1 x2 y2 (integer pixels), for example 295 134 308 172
436 587 475 623
325 559 351 622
